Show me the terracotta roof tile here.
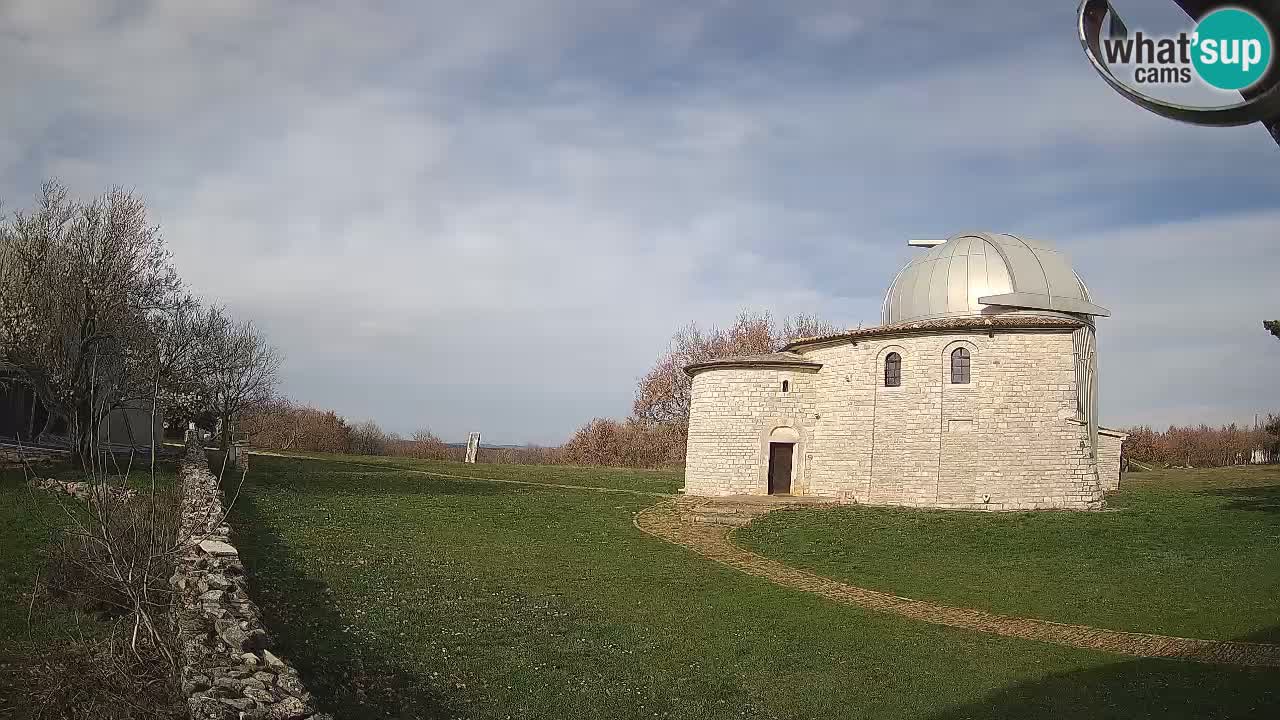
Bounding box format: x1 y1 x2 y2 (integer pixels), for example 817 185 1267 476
782 314 1085 351
684 352 820 376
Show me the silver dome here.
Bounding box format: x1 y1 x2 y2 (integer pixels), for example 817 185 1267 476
881 232 1110 326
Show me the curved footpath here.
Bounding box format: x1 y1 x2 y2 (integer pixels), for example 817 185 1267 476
634 497 1280 669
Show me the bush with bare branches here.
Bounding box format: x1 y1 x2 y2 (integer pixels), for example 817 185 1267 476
43 485 181 623
632 310 837 426
203 312 281 449
560 417 687 469
2 624 185 719
348 419 392 456
383 430 462 461
240 398 354 454
1122 417 1279 468
4 435 191 717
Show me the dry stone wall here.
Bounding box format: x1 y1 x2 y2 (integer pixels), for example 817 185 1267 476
685 327 1105 510
172 439 329 720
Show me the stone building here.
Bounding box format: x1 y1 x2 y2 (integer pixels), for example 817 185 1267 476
0 361 163 447
683 232 1128 510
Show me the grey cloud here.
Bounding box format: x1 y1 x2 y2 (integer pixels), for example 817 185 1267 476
2 0 1278 443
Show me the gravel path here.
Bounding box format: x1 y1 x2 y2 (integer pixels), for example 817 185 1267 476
635 497 1280 668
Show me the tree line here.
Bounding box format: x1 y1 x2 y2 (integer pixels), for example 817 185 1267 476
1121 418 1280 469
239 311 836 468
0 180 280 459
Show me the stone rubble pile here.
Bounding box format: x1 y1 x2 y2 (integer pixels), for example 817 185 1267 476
173 439 330 720
29 476 137 502
0 443 67 465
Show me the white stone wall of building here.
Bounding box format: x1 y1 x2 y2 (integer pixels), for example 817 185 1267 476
684 368 818 495
684 328 1105 510
1098 430 1125 492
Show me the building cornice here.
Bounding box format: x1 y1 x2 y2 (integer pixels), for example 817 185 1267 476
782 314 1087 353
684 352 822 377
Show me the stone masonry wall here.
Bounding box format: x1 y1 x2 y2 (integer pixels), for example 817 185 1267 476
684 367 819 495
685 328 1104 510
172 438 330 720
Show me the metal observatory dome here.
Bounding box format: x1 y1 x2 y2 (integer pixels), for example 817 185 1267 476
881 232 1110 326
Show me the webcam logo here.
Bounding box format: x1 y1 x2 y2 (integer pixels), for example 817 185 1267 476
1097 7 1272 90
1077 1 1280 142
1192 7 1273 90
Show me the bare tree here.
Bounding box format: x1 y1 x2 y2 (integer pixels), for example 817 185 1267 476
0 204 15 361
632 310 838 425
152 293 220 410
204 312 281 449
0 181 182 458
349 419 390 455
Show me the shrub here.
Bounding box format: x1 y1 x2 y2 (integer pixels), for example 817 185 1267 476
2 624 184 720
1121 418 1278 468
348 420 391 456
44 487 180 621
561 418 685 469
384 430 464 461
241 398 354 454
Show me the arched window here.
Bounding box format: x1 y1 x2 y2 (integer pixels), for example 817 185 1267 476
884 352 901 387
951 347 971 384
781 380 790 393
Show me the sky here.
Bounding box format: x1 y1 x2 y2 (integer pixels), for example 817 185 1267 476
1 0 1277 445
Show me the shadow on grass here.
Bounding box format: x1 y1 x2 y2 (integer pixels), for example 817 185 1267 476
231 491 458 720
1197 485 1280 515
928 627 1280 720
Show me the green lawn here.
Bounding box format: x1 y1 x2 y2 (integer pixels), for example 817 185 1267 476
738 465 1280 643
256 450 682 495
0 456 185 712
0 461 85 666
230 455 1279 719
0 457 180 683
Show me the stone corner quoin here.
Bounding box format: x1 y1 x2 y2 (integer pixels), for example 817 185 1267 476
172 438 332 720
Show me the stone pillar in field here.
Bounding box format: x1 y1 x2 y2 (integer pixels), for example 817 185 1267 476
465 432 481 464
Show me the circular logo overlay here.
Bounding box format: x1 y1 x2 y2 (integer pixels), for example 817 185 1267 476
1192 8 1273 91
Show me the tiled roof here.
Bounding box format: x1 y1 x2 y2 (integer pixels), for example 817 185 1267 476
684 352 821 376
782 314 1085 352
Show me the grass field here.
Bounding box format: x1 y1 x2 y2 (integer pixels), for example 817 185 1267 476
738 465 1280 643
0 461 87 666
0 453 181 666
256 449 682 494
229 454 1279 719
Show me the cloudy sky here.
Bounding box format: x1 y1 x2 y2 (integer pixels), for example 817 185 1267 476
2 0 1277 445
